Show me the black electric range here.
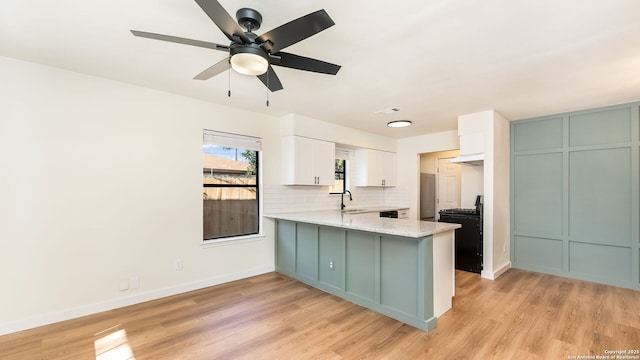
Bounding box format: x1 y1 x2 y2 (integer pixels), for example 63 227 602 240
438 199 483 274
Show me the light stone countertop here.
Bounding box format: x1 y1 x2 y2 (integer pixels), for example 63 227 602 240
266 210 460 238
339 205 409 214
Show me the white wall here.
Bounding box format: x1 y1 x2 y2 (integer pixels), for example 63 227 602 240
0 56 281 334
279 113 396 152
460 165 484 208
491 111 511 274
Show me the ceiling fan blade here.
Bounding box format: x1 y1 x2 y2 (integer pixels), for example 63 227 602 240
131 30 230 52
194 0 250 44
257 66 284 92
256 9 334 53
193 58 230 80
273 52 340 75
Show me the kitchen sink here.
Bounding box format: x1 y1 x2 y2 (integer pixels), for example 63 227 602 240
341 208 374 214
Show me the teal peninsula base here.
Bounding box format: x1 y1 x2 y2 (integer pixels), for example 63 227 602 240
270 212 460 332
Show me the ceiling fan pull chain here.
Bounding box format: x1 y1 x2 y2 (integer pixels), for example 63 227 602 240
266 67 270 107
227 59 231 98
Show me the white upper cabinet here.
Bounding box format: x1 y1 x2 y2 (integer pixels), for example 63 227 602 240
355 149 397 187
282 136 336 186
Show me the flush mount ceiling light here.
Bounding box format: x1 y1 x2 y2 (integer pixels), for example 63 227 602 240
230 45 269 76
387 120 412 128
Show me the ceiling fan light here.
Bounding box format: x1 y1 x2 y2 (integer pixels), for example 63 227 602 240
387 120 412 128
230 52 269 76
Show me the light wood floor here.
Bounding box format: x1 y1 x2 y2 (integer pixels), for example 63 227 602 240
1 269 639 359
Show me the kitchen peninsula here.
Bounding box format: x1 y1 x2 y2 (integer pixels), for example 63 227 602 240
267 211 460 331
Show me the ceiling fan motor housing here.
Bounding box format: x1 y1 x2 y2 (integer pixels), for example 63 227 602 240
230 42 268 61
236 8 262 32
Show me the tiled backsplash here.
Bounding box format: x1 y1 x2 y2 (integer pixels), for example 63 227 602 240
264 147 409 214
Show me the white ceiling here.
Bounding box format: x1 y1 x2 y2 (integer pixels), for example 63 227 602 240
2 0 640 138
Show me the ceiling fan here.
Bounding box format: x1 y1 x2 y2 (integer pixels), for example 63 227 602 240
131 0 341 92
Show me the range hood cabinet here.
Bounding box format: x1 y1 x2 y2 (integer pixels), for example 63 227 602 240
451 133 484 166
451 153 484 166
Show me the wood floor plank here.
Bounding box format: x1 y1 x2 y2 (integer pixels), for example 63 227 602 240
1 269 639 359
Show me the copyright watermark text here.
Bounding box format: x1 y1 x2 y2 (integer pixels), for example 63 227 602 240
568 350 640 359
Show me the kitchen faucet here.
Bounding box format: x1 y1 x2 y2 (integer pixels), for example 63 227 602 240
341 190 352 210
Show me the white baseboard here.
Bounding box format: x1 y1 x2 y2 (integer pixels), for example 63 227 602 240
481 262 512 280
0 265 275 336
493 262 512 278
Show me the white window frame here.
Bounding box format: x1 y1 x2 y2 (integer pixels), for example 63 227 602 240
202 129 263 244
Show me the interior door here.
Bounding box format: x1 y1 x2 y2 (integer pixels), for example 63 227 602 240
436 157 461 219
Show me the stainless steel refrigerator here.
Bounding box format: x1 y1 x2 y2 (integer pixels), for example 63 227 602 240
420 173 436 221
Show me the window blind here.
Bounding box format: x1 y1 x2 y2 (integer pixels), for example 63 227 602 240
203 129 262 151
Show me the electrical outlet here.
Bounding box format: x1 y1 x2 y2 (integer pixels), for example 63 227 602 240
329 260 335 270
175 259 183 271
119 279 129 291
130 276 140 289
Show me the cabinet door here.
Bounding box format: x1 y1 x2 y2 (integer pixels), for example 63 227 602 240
355 149 378 186
379 151 397 187
355 149 396 187
459 133 484 155
282 136 315 185
282 136 336 186
313 140 336 186
366 150 383 186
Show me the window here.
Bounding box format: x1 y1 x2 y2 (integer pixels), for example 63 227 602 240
203 130 261 241
329 158 347 194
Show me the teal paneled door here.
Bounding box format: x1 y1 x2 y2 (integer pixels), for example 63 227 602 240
511 102 640 290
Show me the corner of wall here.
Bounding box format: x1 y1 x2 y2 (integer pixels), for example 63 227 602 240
278 114 295 136
481 262 511 280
